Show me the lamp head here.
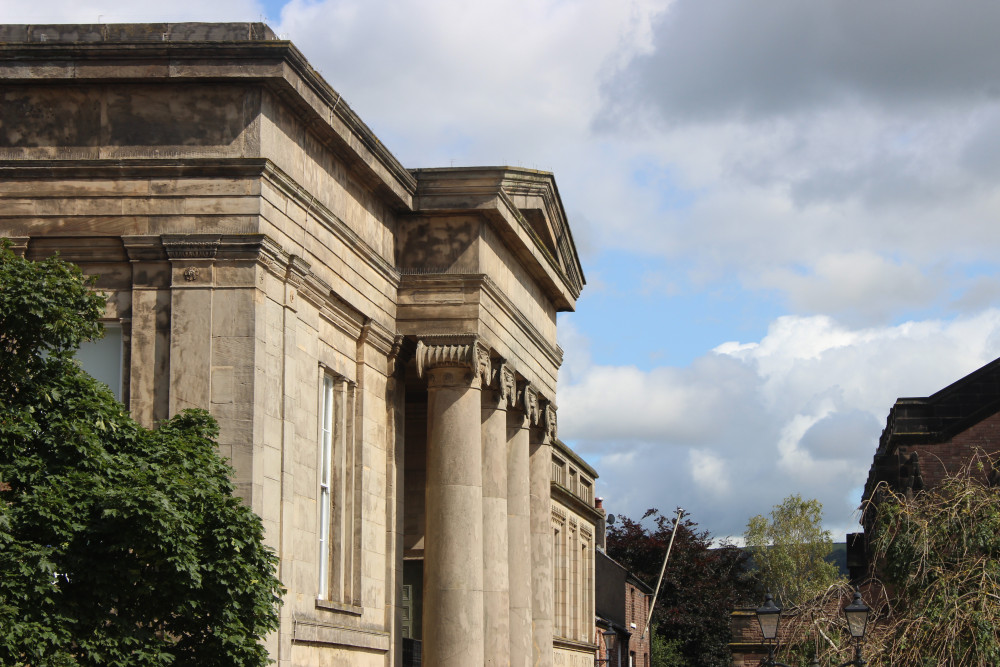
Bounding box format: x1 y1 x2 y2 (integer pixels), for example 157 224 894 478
755 592 782 641
843 588 871 640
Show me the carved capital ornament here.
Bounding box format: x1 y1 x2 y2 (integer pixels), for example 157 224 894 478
415 335 480 383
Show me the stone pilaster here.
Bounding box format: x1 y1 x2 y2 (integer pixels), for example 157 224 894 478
123 236 170 428
417 337 485 667
163 234 219 416
481 353 511 667
507 374 533 667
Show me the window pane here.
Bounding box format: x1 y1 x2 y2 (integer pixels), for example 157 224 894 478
76 324 122 400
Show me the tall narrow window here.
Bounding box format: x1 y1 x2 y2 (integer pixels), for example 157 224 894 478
317 371 360 607
318 375 335 598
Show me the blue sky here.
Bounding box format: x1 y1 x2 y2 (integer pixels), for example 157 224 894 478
12 0 1000 540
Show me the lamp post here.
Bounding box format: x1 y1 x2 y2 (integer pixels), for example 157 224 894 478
837 589 871 667
755 593 793 667
595 629 617 666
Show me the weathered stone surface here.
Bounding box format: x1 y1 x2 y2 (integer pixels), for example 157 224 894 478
0 22 592 667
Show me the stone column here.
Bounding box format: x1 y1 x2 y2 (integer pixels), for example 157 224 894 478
417 338 485 667
481 354 512 667
528 388 554 667
507 377 533 667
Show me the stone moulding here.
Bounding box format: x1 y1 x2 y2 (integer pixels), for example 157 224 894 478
398 272 563 372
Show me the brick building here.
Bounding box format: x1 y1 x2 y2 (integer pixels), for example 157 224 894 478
855 355 1000 572
595 549 652 667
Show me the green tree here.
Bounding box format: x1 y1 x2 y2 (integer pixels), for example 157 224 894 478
867 459 1000 667
0 244 283 666
744 494 842 607
650 627 687 667
607 509 756 667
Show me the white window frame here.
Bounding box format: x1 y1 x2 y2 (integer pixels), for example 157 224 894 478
317 374 335 599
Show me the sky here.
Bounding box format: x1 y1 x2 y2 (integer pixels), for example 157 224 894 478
9 0 1000 541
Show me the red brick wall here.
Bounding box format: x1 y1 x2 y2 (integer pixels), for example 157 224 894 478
625 583 650 667
904 411 1000 489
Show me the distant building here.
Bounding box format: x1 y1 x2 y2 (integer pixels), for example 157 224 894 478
855 356 1000 575
594 520 653 667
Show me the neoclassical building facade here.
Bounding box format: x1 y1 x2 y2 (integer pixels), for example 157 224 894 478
0 22 594 667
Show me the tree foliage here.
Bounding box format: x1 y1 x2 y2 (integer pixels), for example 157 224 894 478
649 627 687 667
606 509 756 667
744 494 842 607
866 458 1000 667
0 244 283 666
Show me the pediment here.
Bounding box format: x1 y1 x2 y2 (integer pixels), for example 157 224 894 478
409 166 585 311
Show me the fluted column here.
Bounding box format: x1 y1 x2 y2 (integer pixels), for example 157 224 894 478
417 338 485 667
528 388 554 667
481 353 512 667
507 376 533 667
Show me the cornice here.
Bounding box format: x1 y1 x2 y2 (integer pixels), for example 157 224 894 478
0 158 270 181
481 274 563 370
359 319 397 358
551 438 598 481
550 482 603 524
263 162 401 290
553 637 598 652
0 31 417 208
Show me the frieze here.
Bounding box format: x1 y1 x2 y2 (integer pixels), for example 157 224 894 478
162 234 221 259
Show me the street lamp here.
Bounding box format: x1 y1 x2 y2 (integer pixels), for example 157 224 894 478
755 593 792 667
837 589 871 667
595 629 617 666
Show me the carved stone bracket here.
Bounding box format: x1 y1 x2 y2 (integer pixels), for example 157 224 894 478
501 364 517 408
522 382 541 426
481 356 515 408
476 346 492 389
543 401 557 441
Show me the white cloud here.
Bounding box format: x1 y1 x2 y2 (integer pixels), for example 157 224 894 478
755 252 939 325
562 309 1000 538
0 0 265 23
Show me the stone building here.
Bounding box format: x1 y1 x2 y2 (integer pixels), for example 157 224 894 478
550 440 602 666
0 22 592 667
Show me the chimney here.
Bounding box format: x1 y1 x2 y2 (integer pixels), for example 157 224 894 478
595 496 607 550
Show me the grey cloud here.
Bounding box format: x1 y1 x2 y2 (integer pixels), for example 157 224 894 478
601 0 1000 126
799 410 882 461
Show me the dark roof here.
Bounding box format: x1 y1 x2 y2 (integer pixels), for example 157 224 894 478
862 355 1000 503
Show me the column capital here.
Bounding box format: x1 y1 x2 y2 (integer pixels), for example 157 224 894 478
416 334 487 386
